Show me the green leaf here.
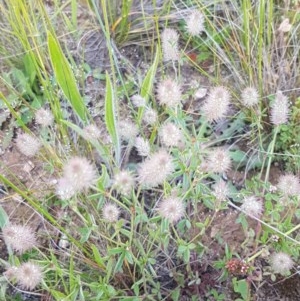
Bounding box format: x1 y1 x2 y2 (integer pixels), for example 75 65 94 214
233 278 249 300
1 121 14 150
91 244 105 268
171 288 180 301
97 164 110 194
50 290 68 300
0 206 8 228
120 228 131 239
11 67 29 94
78 226 92 243
132 279 143 296
104 72 120 165
23 53 37 87
114 253 125 273
137 46 159 124
124 250 134 264
230 149 248 164
47 31 87 122
109 247 124 255
188 243 196 249
140 46 159 101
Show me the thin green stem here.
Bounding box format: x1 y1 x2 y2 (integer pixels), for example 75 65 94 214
263 126 279 186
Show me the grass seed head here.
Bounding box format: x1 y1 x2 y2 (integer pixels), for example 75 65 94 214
202 86 231 122
56 177 77 200
185 9 205 36
158 197 185 223
3 224 37 254
63 156 97 192
241 87 259 107
15 133 41 157
206 147 232 174
270 91 290 125
270 252 293 275
118 119 139 141
277 174 300 196
157 78 182 108
138 149 174 187
159 122 183 148
241 196 263 218
213 180 230 202
161 28 179 61
15 262 43 291
102 203 120 222
278 18 292 33
143 108 158 125
135 136 151 157
35 108 54 127
131 94 146 107
83 124 101 141
113 170 135 195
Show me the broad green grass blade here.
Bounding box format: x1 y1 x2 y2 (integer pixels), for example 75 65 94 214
140 46 159 101
47 31 87 123
137 46 159 125
105 72 120 166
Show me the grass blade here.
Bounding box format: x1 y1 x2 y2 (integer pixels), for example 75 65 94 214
105 72 120 166
47 31 87 123
137 46 159 125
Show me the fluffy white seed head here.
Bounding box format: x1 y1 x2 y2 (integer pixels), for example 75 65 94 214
63 157 97 192
206 148 232 174
278 18 292 33
159 122 184 148
138 149 174 187
270 91 290 125
118 119 139 141
202 86 231 122
83 124 101 141
2 224 37 254
270 252 293 275
186 10 205 36
113 170 135 195
15 133 41 157
15 262 43 291
241 196 263 218
158 197 185 223
161 28 179 61
131 95 146 108
35 108 54 127
194 88 207 99
102 203 120 222
143 108 158 125
277 174 300 196
56 177 77 199
241 87 259 107
213 180 230 202
157 78 182 108
135 137 151 157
